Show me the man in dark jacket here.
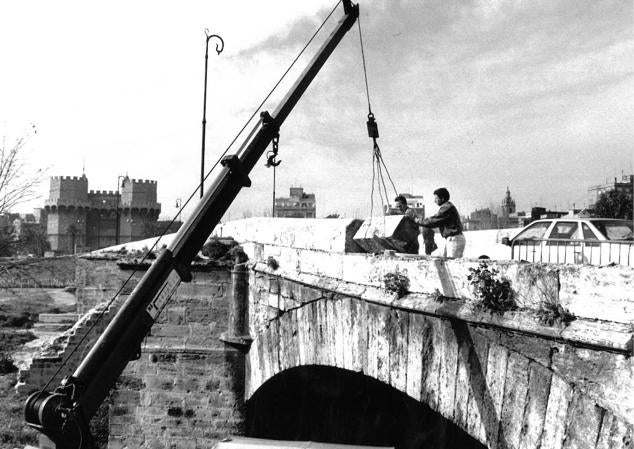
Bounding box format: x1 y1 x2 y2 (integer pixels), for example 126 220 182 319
420 188 465 258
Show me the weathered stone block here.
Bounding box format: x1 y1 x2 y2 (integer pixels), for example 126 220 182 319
353 215 420 253
558 264 634 324
436 320 459 422
561 392 604 449
540 375 574 449
499 351 530 449
214 217 363 253
387 308 409 392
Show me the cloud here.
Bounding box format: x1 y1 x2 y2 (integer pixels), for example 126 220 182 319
3 0 632 219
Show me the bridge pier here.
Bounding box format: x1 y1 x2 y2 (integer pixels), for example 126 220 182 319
221 257 253 348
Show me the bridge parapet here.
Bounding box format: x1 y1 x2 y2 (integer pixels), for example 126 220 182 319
216 218 634 325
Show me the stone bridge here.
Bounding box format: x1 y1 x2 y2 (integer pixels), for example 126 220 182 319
222 218 633 449
20 218 634 448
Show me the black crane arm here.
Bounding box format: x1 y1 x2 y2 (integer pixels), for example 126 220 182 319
24 2 359 447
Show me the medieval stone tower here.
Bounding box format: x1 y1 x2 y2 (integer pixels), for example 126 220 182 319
44 175 161 254
116 177 161 246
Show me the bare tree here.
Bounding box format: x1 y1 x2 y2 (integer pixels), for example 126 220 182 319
0 124 46 213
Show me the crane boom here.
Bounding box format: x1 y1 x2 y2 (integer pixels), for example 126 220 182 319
24 2 359 447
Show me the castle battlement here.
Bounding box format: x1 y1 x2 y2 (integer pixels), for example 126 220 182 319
51 175 88 182
88 190 118 196
130 179 157 185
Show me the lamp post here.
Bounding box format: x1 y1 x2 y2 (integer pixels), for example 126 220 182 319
200 30 224 199
174 198 182 220
115 175 125 245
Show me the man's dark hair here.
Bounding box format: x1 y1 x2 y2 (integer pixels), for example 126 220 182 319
394 195 407 204
433 188 450 202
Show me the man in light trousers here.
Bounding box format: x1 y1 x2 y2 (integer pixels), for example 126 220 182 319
420 187 465 258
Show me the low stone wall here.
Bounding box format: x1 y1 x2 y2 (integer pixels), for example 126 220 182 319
74 257 143 314
215 217 364 253
18 257 246 449
17 257 148 392
0 256 77 287
17 301 117 392
16 257 140 391
109 270 245 448
217 218 634 341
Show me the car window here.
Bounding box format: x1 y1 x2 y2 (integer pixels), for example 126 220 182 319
514 222 550 240
549 222 578 240
591 221 634 241
581 223 599 240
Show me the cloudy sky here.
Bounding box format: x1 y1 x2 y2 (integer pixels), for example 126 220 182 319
1 0 632 221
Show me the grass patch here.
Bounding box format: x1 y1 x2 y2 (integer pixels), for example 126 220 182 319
0 291 75 326
0 312 35 328
0 331 37 351
0 371 39 448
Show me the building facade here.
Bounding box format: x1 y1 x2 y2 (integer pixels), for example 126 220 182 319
463 208 498 231
587 174 634 209
274 187 316 218
385 193 425 219
44 175 161 254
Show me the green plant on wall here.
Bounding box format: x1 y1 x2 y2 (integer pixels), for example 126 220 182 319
266 256 279 270
431 288 447 303
467 262 516 313
537 302 576 327
383 271 410 299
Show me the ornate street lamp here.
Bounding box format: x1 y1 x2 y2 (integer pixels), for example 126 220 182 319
200 30 224 198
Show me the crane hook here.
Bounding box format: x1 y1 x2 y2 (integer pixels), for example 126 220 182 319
265 134 282 167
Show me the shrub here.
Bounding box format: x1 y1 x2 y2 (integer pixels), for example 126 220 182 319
227 246 248 264
431 288 446 302
537 302 576 327
266 256 279 270
383 271 410 299
467 262 516 313
0 354 17 374
0 312 34 328
202 239 230 259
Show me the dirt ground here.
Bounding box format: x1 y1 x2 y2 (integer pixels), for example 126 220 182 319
0 287 76 449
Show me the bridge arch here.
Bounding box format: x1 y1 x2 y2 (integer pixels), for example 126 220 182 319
246 365 485 448
247 268 633 449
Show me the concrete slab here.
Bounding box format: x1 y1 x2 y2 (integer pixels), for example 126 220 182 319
214 217 364 253
353 215 420 253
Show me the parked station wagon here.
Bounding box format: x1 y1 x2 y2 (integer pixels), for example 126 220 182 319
502 218 634 266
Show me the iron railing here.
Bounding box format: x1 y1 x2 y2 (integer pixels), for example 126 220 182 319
510 238 634 267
